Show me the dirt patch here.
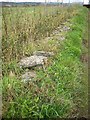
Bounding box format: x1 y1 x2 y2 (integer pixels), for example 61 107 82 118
82 39 88 48
80 53 88 63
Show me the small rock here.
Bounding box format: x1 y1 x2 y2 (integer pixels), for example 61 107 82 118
22 71 36 83
19 55 47 69
33 51 54 57
62 26 70 31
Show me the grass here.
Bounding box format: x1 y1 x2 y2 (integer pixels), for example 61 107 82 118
2 5 88 118
2 5 77 65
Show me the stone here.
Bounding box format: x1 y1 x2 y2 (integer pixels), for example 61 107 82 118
33 51 54 57
19 55 47 69
21 71 36 83
62 26 70 31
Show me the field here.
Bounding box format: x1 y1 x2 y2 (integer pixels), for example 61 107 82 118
2 5 77 63
2 4 88 118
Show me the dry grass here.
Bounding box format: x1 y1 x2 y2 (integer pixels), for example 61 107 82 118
2 5 76 64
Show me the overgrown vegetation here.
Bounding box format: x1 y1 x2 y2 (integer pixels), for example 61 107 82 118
2 5 88 118
2 5 77 64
